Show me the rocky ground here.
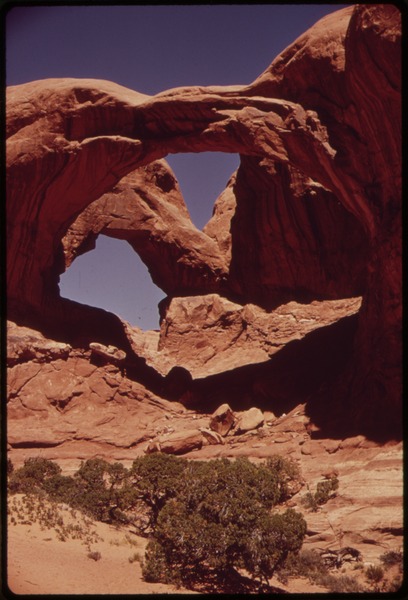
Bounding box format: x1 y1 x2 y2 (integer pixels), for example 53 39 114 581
8 387 403 564
6 323 403 595
7 406 403 595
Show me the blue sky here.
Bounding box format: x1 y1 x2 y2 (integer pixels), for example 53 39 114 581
6 4 347 330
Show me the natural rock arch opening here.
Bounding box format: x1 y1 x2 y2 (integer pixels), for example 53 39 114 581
6 81 369 325
56 153 239 334
59 235 166 330
165 152 239 230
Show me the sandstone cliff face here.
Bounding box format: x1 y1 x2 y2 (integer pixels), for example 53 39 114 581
7 321 184 451
6 6 401 441
247 4 402 433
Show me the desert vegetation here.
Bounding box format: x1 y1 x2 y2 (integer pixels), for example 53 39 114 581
301 475 339 512
8 455 306 592
7 492 102 549
7 456 403 594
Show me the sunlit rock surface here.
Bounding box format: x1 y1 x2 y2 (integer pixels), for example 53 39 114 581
7 5 401 437
6 5 402 572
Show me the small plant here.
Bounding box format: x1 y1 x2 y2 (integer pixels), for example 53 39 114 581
388 575 404 593
8 457 62 494
317 573 363 593
56 530 67 542
301 476 339 511
315 477 339 503
380 550 403 568
301 491 319 512
366 564 384 584
109 538 122 547
128 552 142 563
87 551 102 561
277 548 328 584
124 533 140 547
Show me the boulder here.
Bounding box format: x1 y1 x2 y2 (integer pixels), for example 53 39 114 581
89 342 126 363
209 404 236 436
156 295 361 378
200 428 225 445
145 429 203 455
236 407 264 434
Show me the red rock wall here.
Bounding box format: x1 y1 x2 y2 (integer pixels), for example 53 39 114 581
227 156 368 308
6 6 401 436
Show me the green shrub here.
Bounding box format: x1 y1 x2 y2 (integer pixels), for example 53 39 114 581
142 539 174 584
141 455 306 590
265 455 301 502
128 552 143 564
277 548 328 584
130 453 187 531
71 458 139 523
318 573 363 593
315 477 339 504
8 456 140 526
301 491 319 512
43 473 78 504
301 476 339 511
8 457 62 494
7 454 307 591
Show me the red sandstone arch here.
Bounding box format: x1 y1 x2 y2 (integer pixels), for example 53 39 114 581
6 81 366 314
6 5 401 435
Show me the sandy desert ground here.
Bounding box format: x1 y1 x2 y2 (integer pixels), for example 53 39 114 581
7 493 334 595
7 495 188 595
8 492 401 596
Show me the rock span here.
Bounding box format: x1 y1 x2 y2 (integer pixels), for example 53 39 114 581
6 5 401 439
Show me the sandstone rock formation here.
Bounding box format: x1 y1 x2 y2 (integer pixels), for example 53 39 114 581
89 343 126 364
154 294 362 378
5 7 403 583
6 5 401 440
6 321 185 451
199 428 225 446
61 160 228 298
7 321 71 367
235 407 265 435
145 429 203 455
209 404 235 436
247 5 402 435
